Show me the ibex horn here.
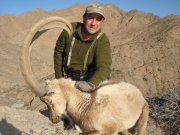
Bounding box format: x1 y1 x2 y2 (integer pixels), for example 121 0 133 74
19 16 73 96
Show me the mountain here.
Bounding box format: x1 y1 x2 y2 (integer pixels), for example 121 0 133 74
0 4 180 135
0 3 179 104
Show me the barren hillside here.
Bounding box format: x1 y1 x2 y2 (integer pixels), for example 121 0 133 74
0 3 180 135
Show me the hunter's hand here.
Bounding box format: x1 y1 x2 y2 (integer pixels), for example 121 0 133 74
75 81 95 92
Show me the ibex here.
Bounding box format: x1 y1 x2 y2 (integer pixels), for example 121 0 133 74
41 78 149 135
19 16 149 135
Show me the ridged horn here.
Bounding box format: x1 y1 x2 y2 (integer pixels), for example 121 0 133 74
19 16 73 96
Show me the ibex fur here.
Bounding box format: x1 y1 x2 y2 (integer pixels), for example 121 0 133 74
41 78 149 135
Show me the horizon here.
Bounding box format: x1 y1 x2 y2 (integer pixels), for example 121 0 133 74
0 0 180 18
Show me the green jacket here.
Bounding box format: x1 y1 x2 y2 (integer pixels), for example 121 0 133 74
54 22 112 86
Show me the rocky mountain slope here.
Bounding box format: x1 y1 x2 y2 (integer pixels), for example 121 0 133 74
0 3 180 135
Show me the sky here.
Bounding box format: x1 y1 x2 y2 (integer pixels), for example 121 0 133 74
0 0 180 18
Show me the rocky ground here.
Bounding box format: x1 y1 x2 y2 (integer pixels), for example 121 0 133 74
0 78 164 135
1 83 179 135
0 3 180 135
0 106 162 135
0 106 78 135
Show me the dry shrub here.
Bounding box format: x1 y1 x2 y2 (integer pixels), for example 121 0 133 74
146 88 180 135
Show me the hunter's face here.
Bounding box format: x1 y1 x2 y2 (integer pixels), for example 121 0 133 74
83 13 104 35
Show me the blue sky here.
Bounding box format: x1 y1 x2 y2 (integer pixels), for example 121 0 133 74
0 0 180 18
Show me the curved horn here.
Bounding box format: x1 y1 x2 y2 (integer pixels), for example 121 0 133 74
19 16 73 96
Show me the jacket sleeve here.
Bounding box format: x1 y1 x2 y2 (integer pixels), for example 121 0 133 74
54 30 67 79
88 34 112 86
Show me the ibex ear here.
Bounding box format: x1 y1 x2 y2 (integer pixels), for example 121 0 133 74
46 80 51 85
40 96 52 104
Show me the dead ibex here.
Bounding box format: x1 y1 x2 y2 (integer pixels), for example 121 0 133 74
41 78 149 135
19 16 73 96
19 16 149 134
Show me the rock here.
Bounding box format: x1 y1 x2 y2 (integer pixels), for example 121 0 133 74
0 106 79 135
146 117 162 135
30 96 47 111
11 100 24 109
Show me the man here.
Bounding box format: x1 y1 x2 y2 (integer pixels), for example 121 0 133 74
54 2 112 92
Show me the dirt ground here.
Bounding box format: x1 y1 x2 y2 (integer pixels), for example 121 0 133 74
0 3 180 135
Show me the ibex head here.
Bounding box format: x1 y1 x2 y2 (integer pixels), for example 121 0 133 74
40 79 67 124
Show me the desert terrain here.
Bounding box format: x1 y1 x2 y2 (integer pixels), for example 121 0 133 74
0 4 179 135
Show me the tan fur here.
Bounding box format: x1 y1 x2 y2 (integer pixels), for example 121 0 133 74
41 78 149 135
